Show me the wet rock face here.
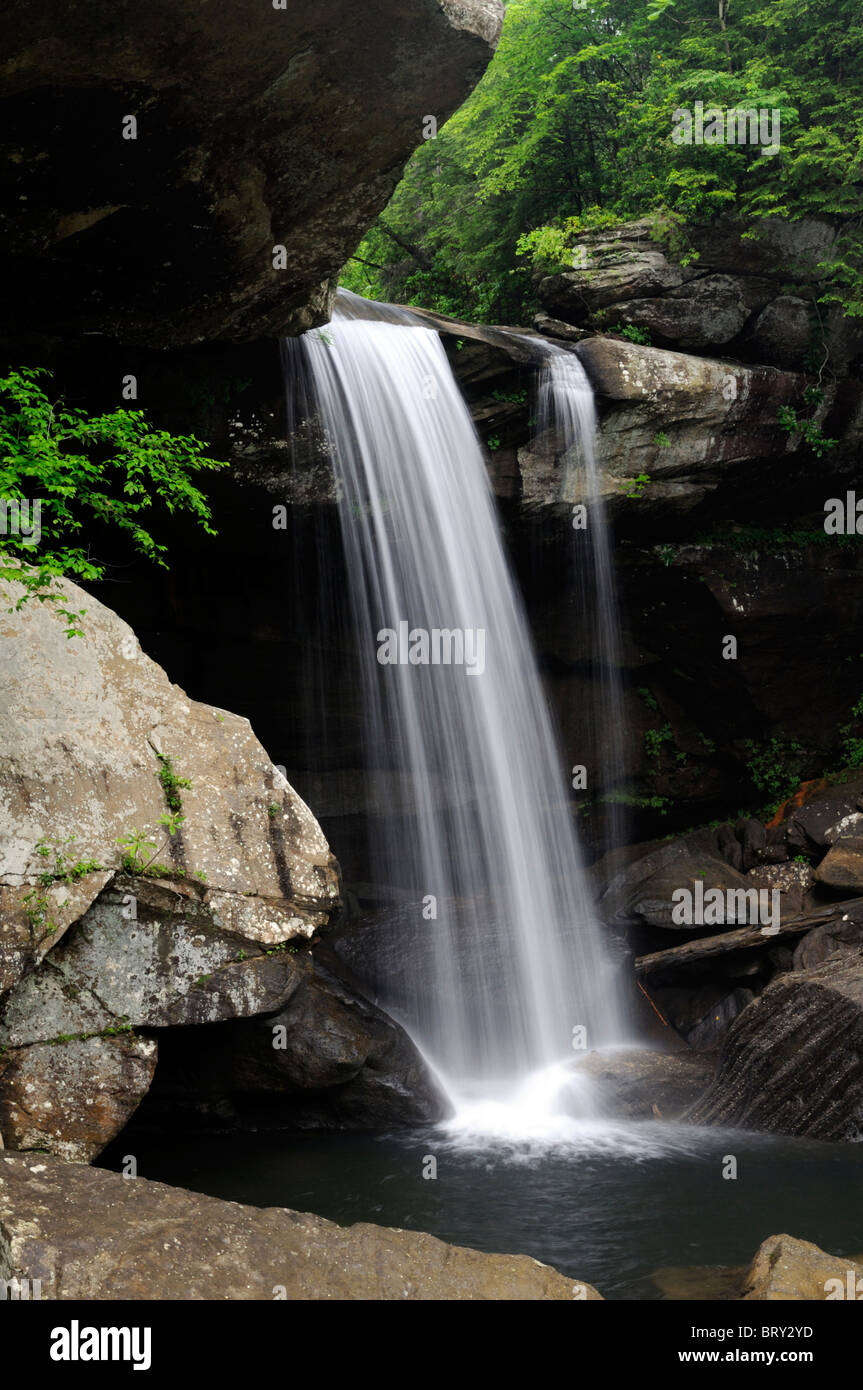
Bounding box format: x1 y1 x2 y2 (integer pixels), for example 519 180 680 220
124 957 448 1131
573 1049 716 1120
687 952 863 1139
0 1153 599 1300
0 0 502 346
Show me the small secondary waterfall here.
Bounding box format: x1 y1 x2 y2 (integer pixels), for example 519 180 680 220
536 348 628 844
288 294 623 1115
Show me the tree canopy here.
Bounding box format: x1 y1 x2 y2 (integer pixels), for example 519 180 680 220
341 0 863 322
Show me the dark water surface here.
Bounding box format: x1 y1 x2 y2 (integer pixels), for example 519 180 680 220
99 1122 863 1299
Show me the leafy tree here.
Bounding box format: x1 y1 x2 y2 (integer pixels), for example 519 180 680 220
342 0 863 323
0 367 225 635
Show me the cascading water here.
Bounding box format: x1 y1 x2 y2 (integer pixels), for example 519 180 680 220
287 293 624 1127
535 347 628 846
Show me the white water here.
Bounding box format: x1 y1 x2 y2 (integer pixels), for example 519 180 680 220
291 294 625 1130
536 347 628 842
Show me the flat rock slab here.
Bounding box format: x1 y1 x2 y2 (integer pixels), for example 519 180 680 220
574 1048 716 1120
0 1154 600 1301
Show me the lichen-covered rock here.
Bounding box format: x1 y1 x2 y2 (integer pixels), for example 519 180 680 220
0 1153 600 1300
570 337 800 512
0 877 311 1048
815 836 863 892
0 573 340 995
0 0 502 345
0 1037 157 1163
744 1234 863 1301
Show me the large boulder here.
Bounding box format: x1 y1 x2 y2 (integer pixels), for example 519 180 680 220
0 573 340 997
744 1234 863 1301
570 337 800 514
0 0 502 346
688 951 863 1139
0 1037 157 1164
123 956 448 1130
0 576 449 1153
0 1153 600 1300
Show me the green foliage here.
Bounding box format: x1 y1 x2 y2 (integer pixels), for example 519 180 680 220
624 472 651 498
594 790 672 814
744 736 806 806
490 388 529 405
694 523 863 554
342 0 863 323
116 829 159 875
776 405 838 458
0 367 226 634
644 722 674 764
609 324 652 346
154 754 192 814
22 837 103 937
515 224 573 269
839 692 863 767
653 431 672 447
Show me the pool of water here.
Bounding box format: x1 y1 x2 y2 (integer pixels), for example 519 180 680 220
99 1121 863 1299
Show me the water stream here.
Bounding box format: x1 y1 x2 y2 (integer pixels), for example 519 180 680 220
291 295 624 1125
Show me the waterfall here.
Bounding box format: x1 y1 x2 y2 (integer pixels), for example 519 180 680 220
535 347 628 846
287 294 623 1115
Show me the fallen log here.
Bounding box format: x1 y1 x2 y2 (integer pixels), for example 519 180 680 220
634 896 863 977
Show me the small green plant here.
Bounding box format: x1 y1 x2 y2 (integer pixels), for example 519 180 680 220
777 405 838 458
267 803 280 819
490 388 528 405
594 791 671 815
644 723 674 765
154 753 192 813
486 435 502 451
653 431 671 447
116 811 186 878
22 837 103 938
744 736 806 807
655 543 677 567
637 686 659 713
838 693 863 768
116 829 159 875
609 323 652 346
624 473 651 499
